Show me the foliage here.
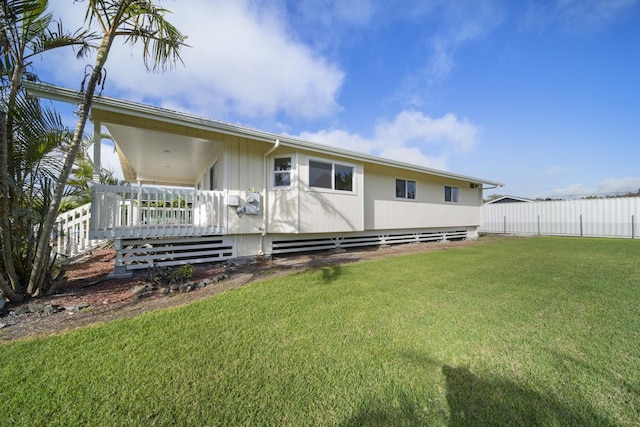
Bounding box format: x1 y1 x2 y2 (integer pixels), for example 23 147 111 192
1 237 638 425
26 0 187 297
145 263 193 285
0 0 95 300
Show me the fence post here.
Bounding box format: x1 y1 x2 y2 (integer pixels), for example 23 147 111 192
537 214 540 235
633 215 635 239
503 216 507 234
580 214 583 237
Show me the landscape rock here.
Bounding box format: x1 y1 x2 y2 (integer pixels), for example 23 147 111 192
198 278 213 288
65 303 90 314
28 304 45 314
14 305 31 315
131 284 149 295
0 296 5 310
216 274 228 282
44 305 61 316
179 283 194 293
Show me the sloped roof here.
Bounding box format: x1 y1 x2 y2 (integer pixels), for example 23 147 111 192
25 80 504 188
485 195 533 204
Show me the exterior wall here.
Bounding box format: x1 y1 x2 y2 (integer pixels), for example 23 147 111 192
266 150 365 234
222 134 268 235
364 163 483 230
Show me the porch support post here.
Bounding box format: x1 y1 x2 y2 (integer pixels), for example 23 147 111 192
93 119 101 182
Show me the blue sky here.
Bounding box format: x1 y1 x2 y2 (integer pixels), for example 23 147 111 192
38 0 640 198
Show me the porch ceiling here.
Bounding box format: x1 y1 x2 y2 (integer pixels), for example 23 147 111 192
105 123 219 186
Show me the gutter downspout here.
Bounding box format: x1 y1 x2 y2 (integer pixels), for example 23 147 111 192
260 138 280 255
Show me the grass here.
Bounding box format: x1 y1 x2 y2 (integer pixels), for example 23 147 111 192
1 236 639 426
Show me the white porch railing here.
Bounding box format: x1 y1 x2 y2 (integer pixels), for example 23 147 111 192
55 202 103 256
89 185 226 240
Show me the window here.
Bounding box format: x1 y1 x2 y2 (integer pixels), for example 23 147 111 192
396 179 416 199
209 162 218 190
309 160 354 192
444 185 459 203
273 157 292 187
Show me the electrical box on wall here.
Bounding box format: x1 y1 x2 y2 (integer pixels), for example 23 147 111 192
228 195 240 206
244 191 261 215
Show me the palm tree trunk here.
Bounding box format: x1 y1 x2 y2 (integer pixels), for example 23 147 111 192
0 110 23 302
27 34 115 296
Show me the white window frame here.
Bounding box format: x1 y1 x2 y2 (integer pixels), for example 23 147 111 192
272 155 295 190
444 185 459 203
308 158 356 194
395 178 417 200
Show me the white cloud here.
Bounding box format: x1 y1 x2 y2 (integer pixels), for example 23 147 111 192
551 177 640 198
398 0 506 97
40 0 344 120
522 0 638 34
298 111 478 170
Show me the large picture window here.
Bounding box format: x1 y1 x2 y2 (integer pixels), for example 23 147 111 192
309 160 354 192
396 179 416 199
444 185 459 203
273 157 292 188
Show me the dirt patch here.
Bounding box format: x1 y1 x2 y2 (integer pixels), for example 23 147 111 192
0 238 480 343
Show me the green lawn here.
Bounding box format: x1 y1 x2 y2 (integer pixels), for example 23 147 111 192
1 237 639 426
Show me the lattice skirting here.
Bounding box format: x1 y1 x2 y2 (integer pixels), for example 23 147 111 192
270 228 470 255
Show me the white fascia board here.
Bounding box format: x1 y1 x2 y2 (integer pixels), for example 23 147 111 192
24 80 504 188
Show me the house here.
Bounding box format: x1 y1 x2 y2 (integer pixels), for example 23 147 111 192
484 195 533 204
26 81 503 276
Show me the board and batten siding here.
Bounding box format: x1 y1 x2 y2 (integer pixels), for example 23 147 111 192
223 135 266 235
297 153 365 233
364 164 483 230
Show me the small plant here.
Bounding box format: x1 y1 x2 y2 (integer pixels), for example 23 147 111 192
168 264 193 284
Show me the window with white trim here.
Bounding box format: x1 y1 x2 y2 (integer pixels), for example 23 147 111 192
395 179 416 199
309 159 354 192
444 185 459 203
273 157 292 188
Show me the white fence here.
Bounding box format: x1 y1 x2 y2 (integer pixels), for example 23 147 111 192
481 197 640 239
55 202 102 256
90 185 226 240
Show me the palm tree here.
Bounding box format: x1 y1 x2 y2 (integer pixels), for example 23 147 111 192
27 0 187 296
1 0 93 301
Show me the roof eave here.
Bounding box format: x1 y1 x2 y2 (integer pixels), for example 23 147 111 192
24 80 504 188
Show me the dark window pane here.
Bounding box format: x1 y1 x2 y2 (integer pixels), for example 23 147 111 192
309 160 332 189
407 181 416 199
274 157 291 171
274 172 290 187
445 186 452 202
335 164 353 191
396 179 406 198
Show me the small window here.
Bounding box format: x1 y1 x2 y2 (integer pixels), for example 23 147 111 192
209 162 218 190
309 160 354 192
396 179 416 199
274 157 292 187
444 185 459 203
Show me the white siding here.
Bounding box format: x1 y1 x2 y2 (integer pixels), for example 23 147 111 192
364 164 483 231
296 154 364 233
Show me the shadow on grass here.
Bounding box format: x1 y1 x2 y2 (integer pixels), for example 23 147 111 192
340 362 612 426
320 266 344 283
443 365 611 427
